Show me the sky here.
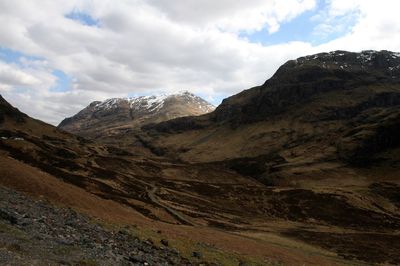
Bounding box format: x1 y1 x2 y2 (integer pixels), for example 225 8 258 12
0 0 400 125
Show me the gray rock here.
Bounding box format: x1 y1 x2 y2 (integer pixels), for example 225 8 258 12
160 239 169 246
192 251 202 258
0 209 17 224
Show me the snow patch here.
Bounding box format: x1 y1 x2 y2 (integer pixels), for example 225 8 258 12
92 91 214 114
94 98 123 110
129 94 169 112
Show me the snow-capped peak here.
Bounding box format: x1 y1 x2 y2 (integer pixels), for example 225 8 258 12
128 94 169 112
90 91 215 114
291 50 400 74
93 98 124 110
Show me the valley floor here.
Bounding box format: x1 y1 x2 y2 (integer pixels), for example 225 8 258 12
0 184 355 266
1 150 400 265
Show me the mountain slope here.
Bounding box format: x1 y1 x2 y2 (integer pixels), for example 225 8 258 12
58 91 214 140
4 94 349 264
2 50 400 264
142 50 400 184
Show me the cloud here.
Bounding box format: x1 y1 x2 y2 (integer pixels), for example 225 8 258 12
0 0 399 125
326 0 360 16
147 0 317 33
318 0 400 52
0 63 40 88
0 60 55 91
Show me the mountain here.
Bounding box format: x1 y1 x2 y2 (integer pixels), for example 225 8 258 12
142 50 400 184
1 50 400 264
58 91 214 140
0 94 286 264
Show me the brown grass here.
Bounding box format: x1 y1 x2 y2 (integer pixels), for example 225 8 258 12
0 154 352 265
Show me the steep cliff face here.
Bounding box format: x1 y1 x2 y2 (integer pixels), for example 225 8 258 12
210 50 400 124
58 91 214 139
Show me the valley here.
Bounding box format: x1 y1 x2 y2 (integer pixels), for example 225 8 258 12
0 50 400 265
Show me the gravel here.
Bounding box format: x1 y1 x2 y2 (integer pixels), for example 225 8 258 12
0 186 204 265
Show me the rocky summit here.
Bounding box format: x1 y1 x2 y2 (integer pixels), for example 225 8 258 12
58 91 214 140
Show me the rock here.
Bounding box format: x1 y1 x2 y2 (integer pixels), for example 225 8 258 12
170 248 179 255
19 219 30 226
127 255 144 263
192 251 202 258
0 185 189 265
118 229 128 235
160 239 169 246
55 238 74 246
0 209 17 224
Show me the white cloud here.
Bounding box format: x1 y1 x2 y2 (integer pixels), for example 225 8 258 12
0 60 55 90
147 0 316 33
318 0 400 52
327 0 360 17
0 0 399 125
0 63 40 87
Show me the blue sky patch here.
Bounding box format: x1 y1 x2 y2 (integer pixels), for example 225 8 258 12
0 46 42 65
197 92 225 106
0 47 71 93
65 10 99 27
50 70 72 92
240 0 358 46
240 7 320 45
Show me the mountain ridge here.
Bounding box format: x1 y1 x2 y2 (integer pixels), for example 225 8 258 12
58 91 214 140
140 50 400 185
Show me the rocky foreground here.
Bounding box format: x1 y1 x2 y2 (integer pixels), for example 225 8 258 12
0 186 209 265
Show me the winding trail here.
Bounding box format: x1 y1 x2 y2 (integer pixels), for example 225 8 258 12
116 174 194 225
147 185 195 226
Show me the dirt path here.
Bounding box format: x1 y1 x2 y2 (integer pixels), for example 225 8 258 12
147 185 195 226
118 173 195 226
